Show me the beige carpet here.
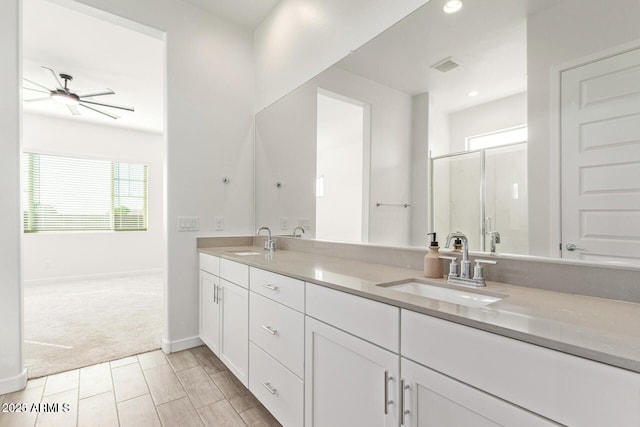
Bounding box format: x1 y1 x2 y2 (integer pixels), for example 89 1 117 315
24 273 163 378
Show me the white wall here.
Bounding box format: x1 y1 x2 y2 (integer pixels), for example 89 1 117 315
1 0 256 392
255 66 413 246
316 93 364 242
410 93 429 246
448 92 527 152
254 0 430 110
527 0 640 256
0 0 26 395
22 114 164 282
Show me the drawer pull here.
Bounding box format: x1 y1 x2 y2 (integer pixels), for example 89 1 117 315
261 325 277 335
263 284 279 291
260 381 277 395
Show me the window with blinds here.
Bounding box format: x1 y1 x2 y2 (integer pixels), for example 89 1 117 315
23 152 148 232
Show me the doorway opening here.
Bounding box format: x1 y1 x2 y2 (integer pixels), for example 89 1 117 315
316 89 371 243
21 0 166 378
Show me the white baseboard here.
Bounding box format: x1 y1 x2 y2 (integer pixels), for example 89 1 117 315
161 336 203 354
23 269 163 285
0 368 28 395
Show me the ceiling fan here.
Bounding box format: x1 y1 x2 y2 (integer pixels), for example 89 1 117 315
23 66 134 119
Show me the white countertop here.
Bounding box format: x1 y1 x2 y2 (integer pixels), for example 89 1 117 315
200 246 640 374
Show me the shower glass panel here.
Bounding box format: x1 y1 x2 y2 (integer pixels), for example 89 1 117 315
432 152 482 251
431 142 528 253
484 143 528 254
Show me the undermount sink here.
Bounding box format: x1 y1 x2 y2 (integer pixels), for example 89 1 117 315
228 251 263 256
378 279 506 308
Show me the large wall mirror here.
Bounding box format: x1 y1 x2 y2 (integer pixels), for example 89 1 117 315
255 0 640 266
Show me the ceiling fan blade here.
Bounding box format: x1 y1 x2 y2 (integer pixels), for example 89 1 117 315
24 97 51 102
67 105 81 116
77 89 115 98
42 67 64 90
79 102 119 119
23 86 50 94
23 77 52 92
80 99 134 112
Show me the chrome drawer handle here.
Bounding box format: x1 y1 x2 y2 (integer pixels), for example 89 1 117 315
263 284 279 291
260 381 277 395
261 325 277 335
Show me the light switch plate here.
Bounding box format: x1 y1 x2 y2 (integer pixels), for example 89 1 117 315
177 216 199 231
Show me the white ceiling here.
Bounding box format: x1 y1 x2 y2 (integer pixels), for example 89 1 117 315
22 0 165 133
336 0 563 114
183 0 280 29
21 0 281 133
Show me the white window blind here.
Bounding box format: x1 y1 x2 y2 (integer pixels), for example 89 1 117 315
23 152 148 232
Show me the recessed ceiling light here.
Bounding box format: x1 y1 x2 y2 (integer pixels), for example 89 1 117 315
443 0 463 14
468 90 479 97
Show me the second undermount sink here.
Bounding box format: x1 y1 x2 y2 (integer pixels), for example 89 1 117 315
228 250 263 256
378 280 506 308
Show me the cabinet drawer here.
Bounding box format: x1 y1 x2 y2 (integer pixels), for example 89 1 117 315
306 282 399 352
199 253 219 276
220 258 249 288
249 343 304 427
250 267 304 312
250 292 304 378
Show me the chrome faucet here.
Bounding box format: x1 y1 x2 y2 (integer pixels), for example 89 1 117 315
444 232 471 279
441 231 497 287
292 226 305 238
256 226 275 251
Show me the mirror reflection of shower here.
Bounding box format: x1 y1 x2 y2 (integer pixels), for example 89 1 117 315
431 133 528 254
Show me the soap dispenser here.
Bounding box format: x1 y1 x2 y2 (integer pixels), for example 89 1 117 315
424 232 444 279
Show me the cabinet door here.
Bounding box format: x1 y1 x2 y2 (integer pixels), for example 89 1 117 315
401 358 559 427
199 270 220 355
305 317 399 427
220 279 249 387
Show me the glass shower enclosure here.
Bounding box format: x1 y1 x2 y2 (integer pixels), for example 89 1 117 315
431 142 528 254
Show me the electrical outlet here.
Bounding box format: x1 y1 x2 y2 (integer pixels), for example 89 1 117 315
280 217 288 230
215 216 224 231
177 216 199 231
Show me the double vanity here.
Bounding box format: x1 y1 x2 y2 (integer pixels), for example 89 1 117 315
197 238 640 426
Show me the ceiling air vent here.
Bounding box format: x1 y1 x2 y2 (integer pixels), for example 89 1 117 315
431 56 462 73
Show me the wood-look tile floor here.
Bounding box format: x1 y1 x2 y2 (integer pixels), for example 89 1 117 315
0 346 282 427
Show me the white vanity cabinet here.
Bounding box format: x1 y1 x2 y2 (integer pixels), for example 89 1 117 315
400 358 558 427
401 310 640 427
248 267 305 427
199 254 220 354
305 283 400 427
199 254 249 386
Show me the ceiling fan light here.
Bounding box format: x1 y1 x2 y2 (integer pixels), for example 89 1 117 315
51 92 79 106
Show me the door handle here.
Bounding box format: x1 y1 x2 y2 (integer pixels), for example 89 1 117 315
565 243 585 251
384 370 393 415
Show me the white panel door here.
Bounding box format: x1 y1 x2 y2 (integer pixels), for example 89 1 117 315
561 47 640 263
220 279 249 387
400 358 560 427
305 317 399 427
199 271 220 355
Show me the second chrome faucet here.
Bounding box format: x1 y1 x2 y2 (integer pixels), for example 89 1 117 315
257 226 276 251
